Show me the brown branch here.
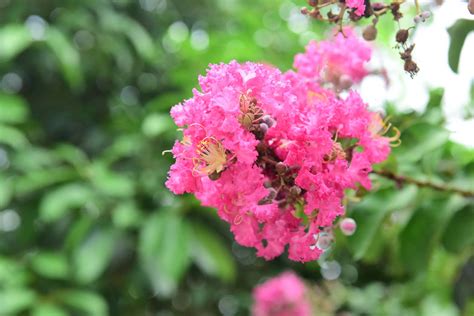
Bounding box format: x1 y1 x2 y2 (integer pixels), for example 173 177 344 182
373 169 474 198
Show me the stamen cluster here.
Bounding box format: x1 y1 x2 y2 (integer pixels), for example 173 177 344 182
166 29 397 262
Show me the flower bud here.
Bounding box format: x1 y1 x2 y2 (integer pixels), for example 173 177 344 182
338 74 353 90
362 25 377 41
289 186 302 196
340 218 357 236
275 162 287 174
469 0 474 15
395 29 409 44
262 115 275 128
301 7 308 15
259 123 269 134
263 180 273 188
413 15 422 23
421 11 431 19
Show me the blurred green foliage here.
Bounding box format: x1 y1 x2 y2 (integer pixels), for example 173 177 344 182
0 0 473 315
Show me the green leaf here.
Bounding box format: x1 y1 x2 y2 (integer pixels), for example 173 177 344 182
89 163 134 197
0 124 29 148
39 183 95 222
15 166 78 195
99 10 159 63
112 201 143 229
441 205 474 254
142 113 175 137
45 27 83 90
73 227 117 283
399 197 464 274
32 303 68 316
396 122 449 163
59 290 108 316
348 185 418 260
30 252 69 280
0 176 13 209
139 212 191 297
190 223 236 282
0 288 37 315
0 257 30 287
448 19 474 73
0 24 32 62
0 93 28 123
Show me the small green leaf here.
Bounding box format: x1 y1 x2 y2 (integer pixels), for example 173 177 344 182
0 124 28 148
348 185 418 259
448 19 474 73
112 201 143 229
191 223 236 282
39 183 95 222
395 122 449 163
73 227 117 283
142 113 175 137
59 290 108 316
399 197 464 274
0 176 13 209
0 24 32 62
30 252 69 280
15 166 78 195
139 212 191 297
89 163 134 197
32 303 68 316
45 27 83 90
0 93 28 123
441 205 474 254
0 288 37 315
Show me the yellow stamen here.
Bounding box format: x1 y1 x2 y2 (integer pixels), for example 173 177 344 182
369 113 401 147
192 136 228 176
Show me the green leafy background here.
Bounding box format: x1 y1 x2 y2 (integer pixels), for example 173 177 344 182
0 0 473 315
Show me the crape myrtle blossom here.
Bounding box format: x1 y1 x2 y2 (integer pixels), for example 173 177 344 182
252 272 312 316
166 29 399 262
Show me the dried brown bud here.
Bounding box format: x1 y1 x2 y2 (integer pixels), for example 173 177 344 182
469 0 474 14
404 60 419 77
396 29 409 44
275 162 287 174
301 7 309 15
208 171 222 181
363 25 377 41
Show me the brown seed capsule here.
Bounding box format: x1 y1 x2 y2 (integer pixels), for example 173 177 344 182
469 0 474 14
396 29 409 44
362 25 377 41
404 59 419 77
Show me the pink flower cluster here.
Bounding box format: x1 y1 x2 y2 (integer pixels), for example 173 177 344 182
252 272 312 316
166 29 398 262
346 0 366 16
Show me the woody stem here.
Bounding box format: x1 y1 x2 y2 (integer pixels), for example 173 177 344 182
373 169 474 198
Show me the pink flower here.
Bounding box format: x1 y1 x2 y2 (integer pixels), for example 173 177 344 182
166 36 395 263
294 27 372 85
252 272 312 316
346 0 366 16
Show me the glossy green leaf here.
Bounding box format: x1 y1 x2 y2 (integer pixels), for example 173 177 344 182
0 124 28 148
441 205 474 254
59 290 108 316
32 303 68 316
30 252 69 280
89 163 134 197
191 222 236 282
39 183 95 222
139 212 191 297
0 24 32 62
45 27 83 89
348 185 418 260
0 288 37 315
0 93 28 123
73 227 117 283
447 19 474 73
15 167 78 195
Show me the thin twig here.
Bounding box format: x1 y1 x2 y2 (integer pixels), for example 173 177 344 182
373 169 474 198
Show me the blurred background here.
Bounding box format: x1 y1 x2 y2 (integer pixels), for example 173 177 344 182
0 0 473 315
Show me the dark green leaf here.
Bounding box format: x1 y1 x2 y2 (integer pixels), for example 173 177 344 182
448 19 474 73
191 223 236 282
59 290 108 316
139 212 191 297
441 205 474 254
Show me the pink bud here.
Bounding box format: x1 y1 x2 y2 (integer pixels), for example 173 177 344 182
340 218 357 236
315 232 332 250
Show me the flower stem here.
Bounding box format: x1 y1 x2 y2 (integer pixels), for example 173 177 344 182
373 169 474 198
